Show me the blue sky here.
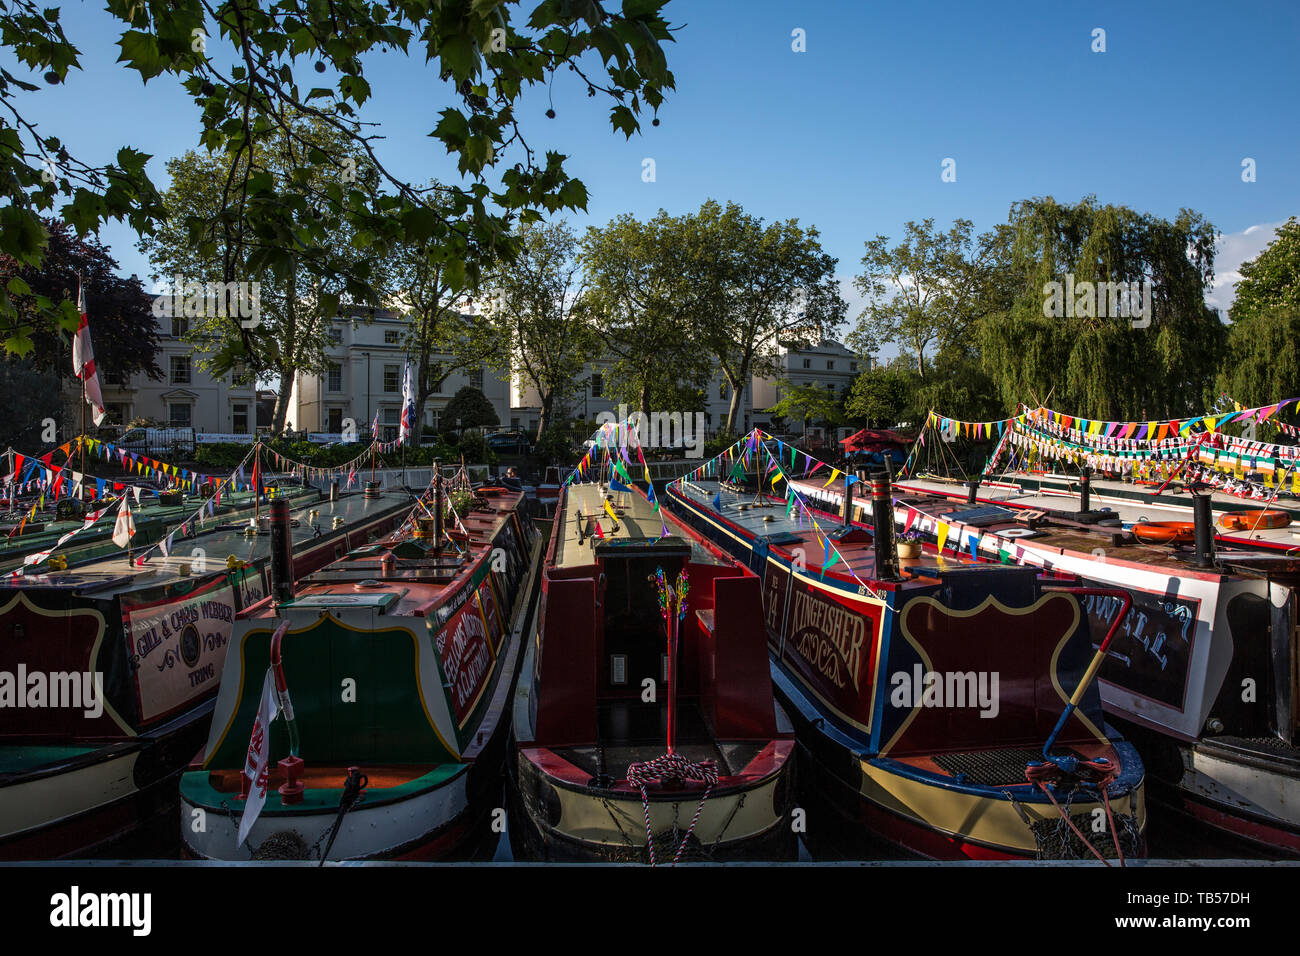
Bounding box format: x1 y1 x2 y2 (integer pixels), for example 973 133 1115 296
10 0 1298 341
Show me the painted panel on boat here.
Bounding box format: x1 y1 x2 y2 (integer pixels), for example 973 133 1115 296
122 575 238 724
777 570 882 731
436 588 497 727
878 588 1106 756
1090 588 1199 710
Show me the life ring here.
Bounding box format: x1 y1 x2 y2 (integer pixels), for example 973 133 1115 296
1131 521 1197 545
1217 509 1291 532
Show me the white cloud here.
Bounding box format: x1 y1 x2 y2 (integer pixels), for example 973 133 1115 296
1205 221 1286 317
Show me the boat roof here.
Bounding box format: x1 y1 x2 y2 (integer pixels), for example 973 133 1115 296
671 478 969 584
261 487 528 619
555 482 730 570
798 474 1296 579
0 490 410 601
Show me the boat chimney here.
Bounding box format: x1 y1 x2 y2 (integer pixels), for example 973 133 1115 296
870 468 900 581
433 462 443 552
842 475 854 526
1080 467 1092 513
1192 491 1215 568
269 496 294 606
329 479 338 502
966 479 979 504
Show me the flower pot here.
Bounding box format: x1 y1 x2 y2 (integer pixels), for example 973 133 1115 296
897 541 921 559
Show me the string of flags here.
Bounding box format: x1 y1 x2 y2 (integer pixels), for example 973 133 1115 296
127 443 262 568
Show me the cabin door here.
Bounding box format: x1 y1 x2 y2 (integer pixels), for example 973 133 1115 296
596 550 688 745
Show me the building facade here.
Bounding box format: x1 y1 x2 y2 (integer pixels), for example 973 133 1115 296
284 309 511 440
89 314 259 434
750 339 865 442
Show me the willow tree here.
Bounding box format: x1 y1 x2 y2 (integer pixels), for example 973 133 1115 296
977 196 1223 419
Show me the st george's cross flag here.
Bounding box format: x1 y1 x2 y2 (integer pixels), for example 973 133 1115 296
72 278 107 425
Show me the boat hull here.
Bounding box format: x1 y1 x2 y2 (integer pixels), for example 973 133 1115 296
0 496 411 859
507 738 797 863
775 665 1146 861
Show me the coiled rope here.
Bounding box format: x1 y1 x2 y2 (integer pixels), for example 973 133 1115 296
1025 757 1125 866
626 752 719 867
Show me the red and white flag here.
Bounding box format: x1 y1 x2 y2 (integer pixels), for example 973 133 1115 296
237 669 281 846
72 279 107 426
111 495 135 549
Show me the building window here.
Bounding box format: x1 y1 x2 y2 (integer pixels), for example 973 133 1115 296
171 317 189 337
328 327 342 345
511 417 520 429
718 382 727 399
232 404 248 433
327 363 342 392
802 358 811 369
850 361 858 372
169 404 192 427
383 364 399 392
382 407 399 440
590 373 603 397
384 329 401 345
327 407 344 432
469 367 484 390
106 403 128 424
826 360 835 370
170 356 191 384
433 374 449 395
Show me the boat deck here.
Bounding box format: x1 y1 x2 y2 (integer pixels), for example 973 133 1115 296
896 474 1300 551
672 478 970 583
264 489 526 618
556 483 729 570
0 490 409 601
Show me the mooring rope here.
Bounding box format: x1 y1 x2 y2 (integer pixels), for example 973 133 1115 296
627 752 719 867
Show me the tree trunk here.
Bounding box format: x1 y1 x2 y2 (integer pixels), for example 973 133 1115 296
271 366 293 435
726 375 745 435
537 390 554 440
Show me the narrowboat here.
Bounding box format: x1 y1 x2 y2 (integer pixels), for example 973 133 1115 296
508 479 796 863
180 469 543 861
871 470 1300 855
0 484 411 859
664 433 1147 861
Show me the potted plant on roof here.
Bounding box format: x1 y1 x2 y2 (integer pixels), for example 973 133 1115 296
897 529 924 559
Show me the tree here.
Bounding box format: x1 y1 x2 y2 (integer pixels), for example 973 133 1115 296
138 114 386 432
977 196 1223 419
0 357 63 451
0 219 161 388
766 380 844 437
1230 217 1300 323
385 183 501 437
850 218 1007 378
479 220 597 439
688 200 846 433
0 1 676 358
442 385 499 432
581 210 708 416
845 362 914 428
1215 307 1300 408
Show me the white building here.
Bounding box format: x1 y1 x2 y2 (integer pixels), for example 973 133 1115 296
92 314 259 433
284 309 512 440
510 358 757 439
750 339 865 441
